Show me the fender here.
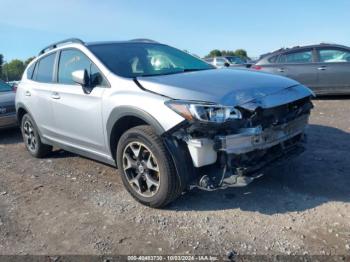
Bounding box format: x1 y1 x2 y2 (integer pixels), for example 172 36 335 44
106 106 165 151
16 102 29 119
16 102 45 139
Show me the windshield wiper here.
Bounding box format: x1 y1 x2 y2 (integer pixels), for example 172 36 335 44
138 68 214 77
182 68 211 72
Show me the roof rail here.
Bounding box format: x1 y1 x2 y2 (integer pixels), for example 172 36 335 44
129 38 158 43
39 38 85 55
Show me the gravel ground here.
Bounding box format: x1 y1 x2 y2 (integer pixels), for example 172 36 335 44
0 98 349 257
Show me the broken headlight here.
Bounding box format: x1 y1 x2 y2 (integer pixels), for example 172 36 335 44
165 100 242 123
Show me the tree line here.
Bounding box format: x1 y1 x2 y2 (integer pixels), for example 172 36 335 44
0 54 35 82
205 49 249 59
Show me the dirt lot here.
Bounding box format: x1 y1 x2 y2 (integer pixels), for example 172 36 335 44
0 98 349 257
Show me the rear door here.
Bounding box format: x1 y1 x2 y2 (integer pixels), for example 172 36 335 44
314 47 350 94
49 48 109 154
277 49 319 91
25 52 57 137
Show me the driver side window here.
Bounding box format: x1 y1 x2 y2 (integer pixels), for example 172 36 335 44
318 49 350 63
58 49 107 87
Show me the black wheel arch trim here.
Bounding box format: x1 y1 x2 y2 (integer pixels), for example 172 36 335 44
107 106 165 135
16 103 44 138
107 106 166 155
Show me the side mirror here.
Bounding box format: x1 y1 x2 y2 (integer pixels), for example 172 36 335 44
72 70 89 86
72 69 92 94
224 62 230 67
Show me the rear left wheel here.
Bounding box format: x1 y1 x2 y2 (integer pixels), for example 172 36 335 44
21 114 52 158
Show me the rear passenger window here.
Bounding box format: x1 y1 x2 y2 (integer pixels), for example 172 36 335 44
26 62 36 79
35 53 56 82
268 55 278 63
280 50 313 64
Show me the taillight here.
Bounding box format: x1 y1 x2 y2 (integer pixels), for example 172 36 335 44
252 65 262 70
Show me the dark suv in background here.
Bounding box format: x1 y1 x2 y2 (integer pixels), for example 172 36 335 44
253 44 350 95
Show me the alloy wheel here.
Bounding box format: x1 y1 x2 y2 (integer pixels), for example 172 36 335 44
23 120 37 152
122 142 160 197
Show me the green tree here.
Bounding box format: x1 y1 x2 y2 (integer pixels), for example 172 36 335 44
206 49 222 58
3 59 25 81
24 56 36 67
0 54 3 80
205 49 249 59
221 50 236 56
234 49 248 59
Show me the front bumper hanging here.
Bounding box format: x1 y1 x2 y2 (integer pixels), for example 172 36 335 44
187 115 309 190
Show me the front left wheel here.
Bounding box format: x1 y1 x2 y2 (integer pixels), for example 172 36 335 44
116 125 181 208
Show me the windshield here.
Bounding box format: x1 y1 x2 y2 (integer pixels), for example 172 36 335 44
88 43 215 78
226 56 245 64
0 80 13 92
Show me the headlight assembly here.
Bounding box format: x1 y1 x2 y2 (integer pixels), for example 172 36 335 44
165 100 242 123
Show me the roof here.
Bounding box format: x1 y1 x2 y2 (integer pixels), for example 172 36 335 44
39 38 160 55
260 43 350 59
264 43 349 56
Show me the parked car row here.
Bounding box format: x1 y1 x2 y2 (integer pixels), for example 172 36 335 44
203 43 350 96
253 43 350 95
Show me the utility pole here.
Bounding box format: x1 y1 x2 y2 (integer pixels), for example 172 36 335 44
3 59 9 82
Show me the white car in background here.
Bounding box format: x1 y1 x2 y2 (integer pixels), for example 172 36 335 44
204 56 251 68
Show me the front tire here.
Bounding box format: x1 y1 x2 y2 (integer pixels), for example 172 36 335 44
21 114 52 158
116 125 181 208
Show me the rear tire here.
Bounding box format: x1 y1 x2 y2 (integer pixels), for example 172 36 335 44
116 125 181 208
21 113 52 158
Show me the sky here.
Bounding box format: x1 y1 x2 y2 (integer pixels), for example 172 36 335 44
1 0 350 61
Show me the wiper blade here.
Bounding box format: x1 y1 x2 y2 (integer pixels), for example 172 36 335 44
138 68 214 77
182 68 212 72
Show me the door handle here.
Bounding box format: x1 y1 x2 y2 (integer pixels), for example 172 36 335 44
317 66 327 71
25 91 31 96
51 92 61 99
277 68 284 73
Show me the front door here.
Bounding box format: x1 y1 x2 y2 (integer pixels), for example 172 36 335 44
50 49 108 155
315 47 350 94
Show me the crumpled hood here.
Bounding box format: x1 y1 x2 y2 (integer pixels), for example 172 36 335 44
137 69 313 108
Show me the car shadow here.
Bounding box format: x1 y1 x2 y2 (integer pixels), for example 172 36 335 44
49 149 77 159
0 127 22 145
169 124 350 214
313 94 350 100
0 127 76 159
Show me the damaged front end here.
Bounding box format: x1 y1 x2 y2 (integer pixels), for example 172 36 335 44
163 86 314 191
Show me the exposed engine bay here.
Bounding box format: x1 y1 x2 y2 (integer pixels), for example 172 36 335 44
166 96 313 191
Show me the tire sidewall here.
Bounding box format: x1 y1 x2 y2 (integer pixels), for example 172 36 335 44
117 129 172 207
21 114 40 156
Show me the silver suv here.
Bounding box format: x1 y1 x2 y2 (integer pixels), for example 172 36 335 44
16 38 314 207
